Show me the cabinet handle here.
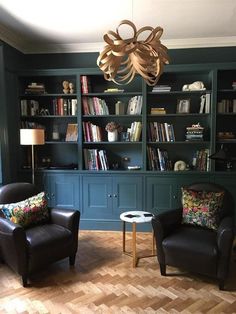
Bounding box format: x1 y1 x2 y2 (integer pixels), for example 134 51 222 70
173 195 177 199
113 194 117 198
108 194 112 198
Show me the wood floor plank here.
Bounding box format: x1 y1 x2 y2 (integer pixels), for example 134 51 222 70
0 231 236 313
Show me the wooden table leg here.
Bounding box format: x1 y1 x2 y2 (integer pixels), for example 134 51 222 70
122 221 126 252
152 229 155 255
132 222 137 267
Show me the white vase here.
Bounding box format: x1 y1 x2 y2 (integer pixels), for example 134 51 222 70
108 130 118 142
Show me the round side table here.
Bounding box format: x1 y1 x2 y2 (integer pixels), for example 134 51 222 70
120 210 156 267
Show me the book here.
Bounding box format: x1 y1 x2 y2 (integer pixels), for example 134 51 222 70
115 101 126 115
65 123 78 142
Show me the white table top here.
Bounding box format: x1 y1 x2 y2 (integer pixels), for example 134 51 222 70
120 211 154 223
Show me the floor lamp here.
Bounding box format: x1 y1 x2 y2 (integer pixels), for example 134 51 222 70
20 129 45 184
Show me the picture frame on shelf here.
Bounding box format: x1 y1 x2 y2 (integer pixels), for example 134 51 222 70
65 123 78 142
177 99 190 114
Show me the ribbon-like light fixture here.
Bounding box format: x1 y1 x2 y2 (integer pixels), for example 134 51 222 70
97 20 170 86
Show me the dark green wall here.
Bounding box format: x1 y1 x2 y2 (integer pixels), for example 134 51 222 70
24 47 236 70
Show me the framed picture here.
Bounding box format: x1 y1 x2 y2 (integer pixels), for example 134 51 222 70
65 123 78 142
177 99 190 114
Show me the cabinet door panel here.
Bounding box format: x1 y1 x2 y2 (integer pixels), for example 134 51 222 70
146 177 177 213
82 176 113 219
50 174 80 209
113 176 143 217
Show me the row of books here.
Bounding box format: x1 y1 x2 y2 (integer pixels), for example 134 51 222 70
82 97 109 115
20 98 77 116
52 98 77 116
82 122 102 142
84 149 109 170
127 121 142 142
148 122 175 142
192 149 210 171
199 93 211 113
218 99 236 113
147 147 172 171
126 96 143 115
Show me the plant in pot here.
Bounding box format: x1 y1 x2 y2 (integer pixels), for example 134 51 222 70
105 121 122 142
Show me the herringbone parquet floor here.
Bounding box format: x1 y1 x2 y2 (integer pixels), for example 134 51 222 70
1 231 236 314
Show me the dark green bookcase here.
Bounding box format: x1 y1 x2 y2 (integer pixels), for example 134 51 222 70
16 64 236 230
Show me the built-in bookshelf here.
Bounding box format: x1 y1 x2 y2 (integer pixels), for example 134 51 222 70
18 73 79 170
216 69 236 170
17 66 236 174
80 74 144 171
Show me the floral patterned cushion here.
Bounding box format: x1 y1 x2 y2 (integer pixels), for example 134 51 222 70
0 192 49 228
181 188 225 230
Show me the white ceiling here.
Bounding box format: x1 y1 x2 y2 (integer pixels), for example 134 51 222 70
0 0 236 54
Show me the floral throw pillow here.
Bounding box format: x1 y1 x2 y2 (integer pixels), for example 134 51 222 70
181 188 225 230
0 192 49 228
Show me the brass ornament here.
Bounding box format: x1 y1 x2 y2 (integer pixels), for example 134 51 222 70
97 20 170 86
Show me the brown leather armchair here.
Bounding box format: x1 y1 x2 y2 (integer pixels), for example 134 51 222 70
0 182 80 287
152 182 234 290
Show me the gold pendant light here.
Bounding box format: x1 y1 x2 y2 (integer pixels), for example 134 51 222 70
97 20 170 86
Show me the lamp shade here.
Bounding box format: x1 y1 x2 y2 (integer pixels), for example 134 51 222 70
20 129 45 145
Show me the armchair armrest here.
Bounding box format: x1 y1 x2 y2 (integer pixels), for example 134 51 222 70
217 216 234 254
216 216 234 282
50 208 80 233
0 217 27 275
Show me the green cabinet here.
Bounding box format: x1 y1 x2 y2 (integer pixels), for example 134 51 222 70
82 174 143 228
42 172 80 209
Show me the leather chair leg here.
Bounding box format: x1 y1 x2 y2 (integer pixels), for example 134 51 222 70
160 263 166 276
69 254 76 266
219 279 225 290
22 275 28 287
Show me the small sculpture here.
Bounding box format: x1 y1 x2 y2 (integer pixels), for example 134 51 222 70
69 82 74 94
182 81 206 91
62 80 70 94
174 160 187 171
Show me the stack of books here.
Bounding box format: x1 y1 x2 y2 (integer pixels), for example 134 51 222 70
25 83 45 94
150 107 166 115
151 85 171 92
185 123 204 141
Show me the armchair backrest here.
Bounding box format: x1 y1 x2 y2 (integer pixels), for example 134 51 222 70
0 182 39 204
187 182 234 220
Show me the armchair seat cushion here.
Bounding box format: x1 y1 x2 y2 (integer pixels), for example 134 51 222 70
26 224 73 271
162 225 218 276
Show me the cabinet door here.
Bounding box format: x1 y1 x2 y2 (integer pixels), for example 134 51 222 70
49 174 80 209
146 177 178 213
82 176 113 219
112 176 143 217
